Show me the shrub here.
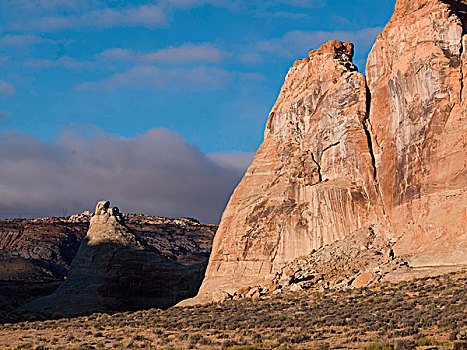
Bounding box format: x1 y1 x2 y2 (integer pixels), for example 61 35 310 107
226 345 262 350
394 339 415 350
414 337 436 346
363 343 393 350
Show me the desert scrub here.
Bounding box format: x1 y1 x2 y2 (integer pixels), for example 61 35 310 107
0 271 465 349
363 343 393 350
226 345 263 350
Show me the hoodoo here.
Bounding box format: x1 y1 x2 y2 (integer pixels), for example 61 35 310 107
183 0 467 305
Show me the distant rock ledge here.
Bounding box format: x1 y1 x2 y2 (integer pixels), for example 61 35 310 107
0 201 215 318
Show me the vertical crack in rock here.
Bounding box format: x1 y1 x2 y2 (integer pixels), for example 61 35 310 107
363 86 377 181
442 0 467 102
310 152 323 182
363 85 386 215
460 37 464 103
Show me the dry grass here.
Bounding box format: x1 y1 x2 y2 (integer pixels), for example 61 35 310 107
0 271 465 349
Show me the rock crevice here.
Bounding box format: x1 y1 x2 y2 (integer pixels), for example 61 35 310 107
309 152 322 183
362 85 387 216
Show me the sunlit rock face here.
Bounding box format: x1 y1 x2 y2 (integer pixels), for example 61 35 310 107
182 40 384 304
183 0 467 305
366 0 467 266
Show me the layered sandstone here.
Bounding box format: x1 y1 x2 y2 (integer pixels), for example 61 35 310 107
16 202 216 317
366 0 467 267
182 41 385 304
0 217 88 313
183 0 467 305
0 217 87 283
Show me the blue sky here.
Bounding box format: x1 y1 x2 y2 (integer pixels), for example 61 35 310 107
0 0 396 222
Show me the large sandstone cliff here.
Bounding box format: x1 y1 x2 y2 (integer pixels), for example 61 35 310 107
366 0 467 267
183 41 386 304
183 0 467 305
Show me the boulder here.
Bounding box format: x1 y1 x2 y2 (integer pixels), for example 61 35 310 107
351 272 374 288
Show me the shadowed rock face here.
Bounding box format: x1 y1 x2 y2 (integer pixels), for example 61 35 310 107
183 0 467 305
366 0 467 266
182 40 385 304
0 217 88 283
0 216 89 314
14 202 215 317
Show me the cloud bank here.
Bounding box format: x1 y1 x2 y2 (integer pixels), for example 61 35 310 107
0 127 254 223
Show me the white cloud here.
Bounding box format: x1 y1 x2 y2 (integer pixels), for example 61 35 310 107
89 5 167 28
0 127 252 222
0 80 16 96
0 111 11 123
96 48 135 62
76 65 236 92
239 52 264 65
257 11 312 19
25 57 96 70
10 4 167 31
0 34 47 46
160 0 233 10
268 0 327 8
142 43 226 64
98 43 226 65
20 42 226 72
160 0 325 11
208 151 254 171
3 0 96 12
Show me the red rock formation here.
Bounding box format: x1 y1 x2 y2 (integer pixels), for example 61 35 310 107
366 0 467 267
183 0 467 305
182 40 385 304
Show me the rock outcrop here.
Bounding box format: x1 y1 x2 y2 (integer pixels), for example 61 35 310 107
182 40 385 304
0 218 87 284
15 202 215 317
366 0 467 267
183 0 467 305
0 216 88 314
